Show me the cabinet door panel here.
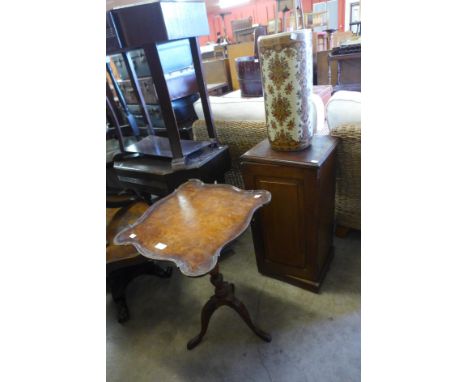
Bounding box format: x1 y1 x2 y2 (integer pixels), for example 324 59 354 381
257 177 306 268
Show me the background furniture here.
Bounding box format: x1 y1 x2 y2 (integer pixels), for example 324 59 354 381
305 10 328 30
112 145 229 197
235 56 263 97
240 136 338 292
202 57 232 95
213 45 227 58
233 25 267 43
106 195 172 323
329 51 361 93
315 31 356 87
317 50 360 92
349 1 361 34
330 31 354 48
267 18 282 34
326 91 361 234
106 1 230 198
317 50 338 86
349 21 361 35
108 41 200 137
200 44 221 60
114 180 272 350
234 26 266 98
312 0 338 31
313 31 328 52
207 82 231 96
231 16 253 42
227 42 255 90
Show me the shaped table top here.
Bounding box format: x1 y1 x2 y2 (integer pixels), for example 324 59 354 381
114 179 271 276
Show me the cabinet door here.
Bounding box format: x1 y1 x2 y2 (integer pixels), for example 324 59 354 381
242 162 318 280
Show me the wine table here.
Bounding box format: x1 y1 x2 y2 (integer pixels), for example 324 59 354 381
114 179 272 349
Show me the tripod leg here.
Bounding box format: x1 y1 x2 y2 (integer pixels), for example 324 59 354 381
226 296 271 342
187 296 218 350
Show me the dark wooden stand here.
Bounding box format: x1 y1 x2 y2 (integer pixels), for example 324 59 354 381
113 145 229 197
106 2 230 196
187 264 271 350
241 136 338 292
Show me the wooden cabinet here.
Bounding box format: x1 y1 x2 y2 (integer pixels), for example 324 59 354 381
241 136 338 292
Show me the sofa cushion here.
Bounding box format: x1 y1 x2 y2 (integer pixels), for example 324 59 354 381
193 89 325 132
326 91 361 130
194 92 265 121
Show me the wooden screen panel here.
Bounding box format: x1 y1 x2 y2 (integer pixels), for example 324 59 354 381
227 42 254 90
317 50 337 85
257 177 306 269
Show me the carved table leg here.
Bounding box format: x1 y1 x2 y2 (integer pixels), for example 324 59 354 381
187 265 271 350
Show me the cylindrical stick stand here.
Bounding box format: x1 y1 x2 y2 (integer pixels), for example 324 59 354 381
258 29 316 151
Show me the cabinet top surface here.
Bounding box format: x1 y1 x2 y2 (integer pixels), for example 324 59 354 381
241 136 338 168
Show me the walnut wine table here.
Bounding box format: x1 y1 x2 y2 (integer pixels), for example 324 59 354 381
114 179 272 350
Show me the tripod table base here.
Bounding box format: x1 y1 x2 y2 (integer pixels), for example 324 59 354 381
187 265 272 350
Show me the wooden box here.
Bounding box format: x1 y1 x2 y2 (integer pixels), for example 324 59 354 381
241 136 338 292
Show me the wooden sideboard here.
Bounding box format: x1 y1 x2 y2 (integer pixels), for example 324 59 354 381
241 136 338 292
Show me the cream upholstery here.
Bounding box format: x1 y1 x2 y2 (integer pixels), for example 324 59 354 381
193 89 325 133
326 90 361 129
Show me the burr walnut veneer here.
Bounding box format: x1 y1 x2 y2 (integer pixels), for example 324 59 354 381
114 179 272 349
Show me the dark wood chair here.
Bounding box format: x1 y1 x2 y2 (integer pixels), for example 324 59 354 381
106 193 172 323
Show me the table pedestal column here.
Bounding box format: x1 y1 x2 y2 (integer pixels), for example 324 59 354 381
187 264 272 350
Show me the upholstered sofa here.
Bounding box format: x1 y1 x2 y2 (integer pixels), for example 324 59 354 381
326 91 361 231
192 89 361 233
